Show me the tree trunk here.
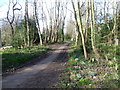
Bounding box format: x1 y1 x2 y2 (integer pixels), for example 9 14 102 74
34 0 43 46
85 0 90 42
71 0 87 59
77 1 88 59
75 30 79 46
25 0 30 46
61 20 65 42
7 0 22 40
90 0 100 59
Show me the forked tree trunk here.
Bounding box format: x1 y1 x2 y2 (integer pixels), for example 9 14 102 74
7 0 22 40
77 1 87 59
71 0 87 59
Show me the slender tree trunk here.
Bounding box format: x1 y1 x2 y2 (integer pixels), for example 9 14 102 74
55 1 60 42
7 0 22 40
25 0 30 46
71 1 80 46
61 4 67 42
113 0 119 46
34 0 43 46
71 0 87 59
77 1 87 59
61 20 65 42
49 21 53 43
85 0 90 42
75 30 79 46
90 0 100 59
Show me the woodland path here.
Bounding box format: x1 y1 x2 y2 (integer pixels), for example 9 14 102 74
2 42 71 88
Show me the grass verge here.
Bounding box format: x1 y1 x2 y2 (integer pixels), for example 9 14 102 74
1 46 49 71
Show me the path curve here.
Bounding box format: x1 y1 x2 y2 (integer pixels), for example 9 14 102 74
2 42 71 88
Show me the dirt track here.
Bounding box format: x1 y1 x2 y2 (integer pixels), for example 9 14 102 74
2 42 71 88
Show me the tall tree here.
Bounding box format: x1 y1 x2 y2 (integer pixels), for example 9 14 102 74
60 2 68 42
7 0 22 38
25 0 30 46
77 1 87 59
33 0 43 46
71 0 87 59
85 0 90 41
90 0 100 59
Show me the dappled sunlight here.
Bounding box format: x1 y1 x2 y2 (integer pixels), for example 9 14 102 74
2 43 71 88
1 0 119 88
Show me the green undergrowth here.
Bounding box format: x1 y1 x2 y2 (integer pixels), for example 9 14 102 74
1 46 49 71
57 45 120 88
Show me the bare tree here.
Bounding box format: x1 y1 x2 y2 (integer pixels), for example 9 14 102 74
77 1 87 59
33 0 43 46
71 0 87 59
60 2 68 42
90 0 100 59
85 0 90 41
7 0 22 38
24 0 30 46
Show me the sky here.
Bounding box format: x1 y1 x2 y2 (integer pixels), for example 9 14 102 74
0 0 25 19
0 0 120 19
0 0 120 17
0 0 105 19
0 0 72 32
0 0 8 18
0 0 8 6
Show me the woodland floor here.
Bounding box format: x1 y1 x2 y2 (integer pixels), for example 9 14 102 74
2 42 119 88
